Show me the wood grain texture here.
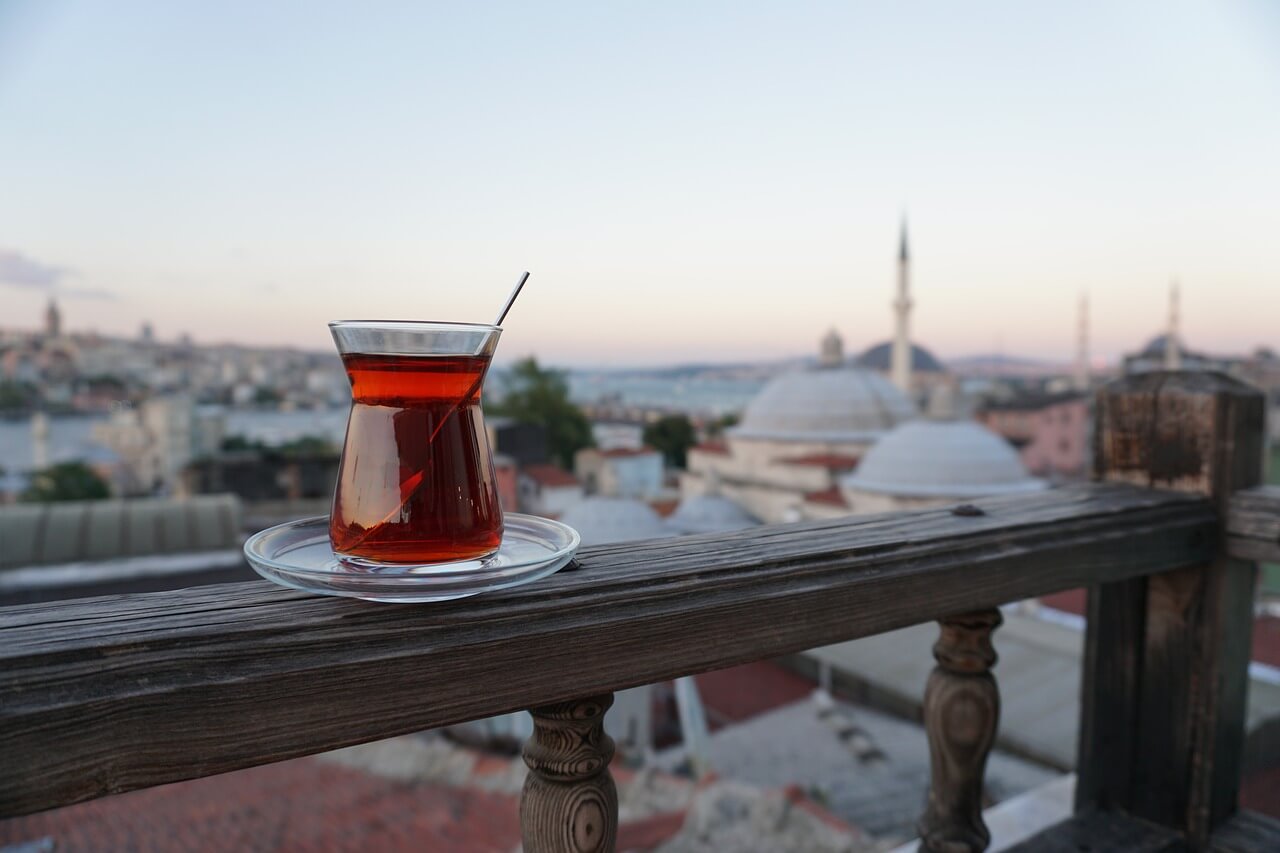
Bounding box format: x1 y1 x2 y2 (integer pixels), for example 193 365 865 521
1226 486 1280 564
1082 371 1265 845
918 609 1001 853
0 484 1216 818
1001 811 1187 853
521 694 617 853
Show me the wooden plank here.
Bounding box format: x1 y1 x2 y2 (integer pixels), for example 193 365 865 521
1081 371 1266 845
1226 486 1280 564
1210 809 1280 853
0 484 1214 818
1001 811 1187 852
1075 575 1146 811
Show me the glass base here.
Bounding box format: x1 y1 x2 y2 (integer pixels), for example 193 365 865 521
244 513 580 603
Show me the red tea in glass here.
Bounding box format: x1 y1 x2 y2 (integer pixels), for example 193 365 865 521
328 322 503 564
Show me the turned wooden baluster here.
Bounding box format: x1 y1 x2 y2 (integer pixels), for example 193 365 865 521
918 608 1002 853
521 693 618 853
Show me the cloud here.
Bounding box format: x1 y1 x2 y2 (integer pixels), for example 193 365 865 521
0 249 115 300
0 249 73 288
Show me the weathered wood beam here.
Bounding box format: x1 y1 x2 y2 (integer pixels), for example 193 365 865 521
1226 485 1280 564
1 484 1214 818
918 609 1002 853
1078 371 1266 846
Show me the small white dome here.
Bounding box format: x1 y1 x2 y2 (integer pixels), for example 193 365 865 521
559 497 672 546
733 367 916 442
667 495 759 535
842 421 1045 498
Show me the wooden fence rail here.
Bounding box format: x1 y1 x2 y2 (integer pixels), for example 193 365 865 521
0 484 1214 819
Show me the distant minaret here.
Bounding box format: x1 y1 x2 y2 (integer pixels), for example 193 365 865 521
44 298 62 338
1073 292 1090 391
1164 280 1182 371
819 328 844 367
890 219 913 394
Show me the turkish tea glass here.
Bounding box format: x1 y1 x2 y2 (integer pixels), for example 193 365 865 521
328 321 503 565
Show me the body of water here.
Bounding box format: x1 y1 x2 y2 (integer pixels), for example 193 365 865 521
567 373 764 417
0 408 351 472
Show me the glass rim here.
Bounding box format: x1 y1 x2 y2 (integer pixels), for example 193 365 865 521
328 320 502 333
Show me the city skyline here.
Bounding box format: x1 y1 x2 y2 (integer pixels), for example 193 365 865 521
2 1 1278 366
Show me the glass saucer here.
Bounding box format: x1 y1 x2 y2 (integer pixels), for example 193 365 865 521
244 513 580 603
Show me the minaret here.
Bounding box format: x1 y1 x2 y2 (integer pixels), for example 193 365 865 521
890 219 913 394
44 298 62 338
1164 280 1182 371
1073 292 1090 391
819 328 844 367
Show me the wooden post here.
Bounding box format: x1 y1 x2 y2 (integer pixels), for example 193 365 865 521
919 608 1003 853
520 694 618 853
1078 371 1265 846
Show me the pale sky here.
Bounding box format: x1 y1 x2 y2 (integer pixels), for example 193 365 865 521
1 1 1278 367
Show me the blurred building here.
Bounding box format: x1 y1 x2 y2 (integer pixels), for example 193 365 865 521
517 464 584 517
486 418 550 467
976 392 1091 481
574 446 664 498
837 421 1045 515
93 397 225 495
681 331 915 523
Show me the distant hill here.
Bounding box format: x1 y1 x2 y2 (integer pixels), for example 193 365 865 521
945 354 1070 378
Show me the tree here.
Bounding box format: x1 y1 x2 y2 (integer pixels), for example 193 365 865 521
643 414 697 469
489 357 594 469
22 461 110 502
705 412 740 439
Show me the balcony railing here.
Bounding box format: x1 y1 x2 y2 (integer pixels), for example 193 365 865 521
2 371 1279 852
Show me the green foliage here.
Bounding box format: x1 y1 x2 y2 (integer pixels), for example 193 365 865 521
0 380 38 413
489 357 594 468
643 414 697 469
253 386 282 406
279 434 337 455
705 412 740 439
22 461 110 503
220 433 336 456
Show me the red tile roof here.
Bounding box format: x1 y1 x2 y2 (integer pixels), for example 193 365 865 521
521 464 581 488
0 755 524 853
649 498 680 518
598 447 660 459
695 661 818 729
691 442 730 455
778 453 861 471
804 486 849 507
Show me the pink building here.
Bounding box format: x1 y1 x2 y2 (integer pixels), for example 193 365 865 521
976 392 1090 481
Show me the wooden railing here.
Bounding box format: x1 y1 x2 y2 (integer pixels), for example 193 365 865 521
2 371 1278 852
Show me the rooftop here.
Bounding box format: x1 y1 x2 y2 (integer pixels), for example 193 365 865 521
520 464 581 488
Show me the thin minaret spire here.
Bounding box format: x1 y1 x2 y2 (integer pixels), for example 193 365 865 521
890 217 913 394
1164 279 1182 371
1074 291 1090 391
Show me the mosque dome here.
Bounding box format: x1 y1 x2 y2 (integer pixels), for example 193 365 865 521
855 341 945 373
558 497 672 546
732 367 916 442
1139 333 1194 359
841 421 1045 499
667 494 759 535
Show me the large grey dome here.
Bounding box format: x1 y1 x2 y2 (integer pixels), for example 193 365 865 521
559 497 672 546
856 341 945 373
667 494 759 535
842 421 1045 499
732 367 916 442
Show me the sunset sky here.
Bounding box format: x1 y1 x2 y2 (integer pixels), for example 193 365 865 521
1 1 1278 367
